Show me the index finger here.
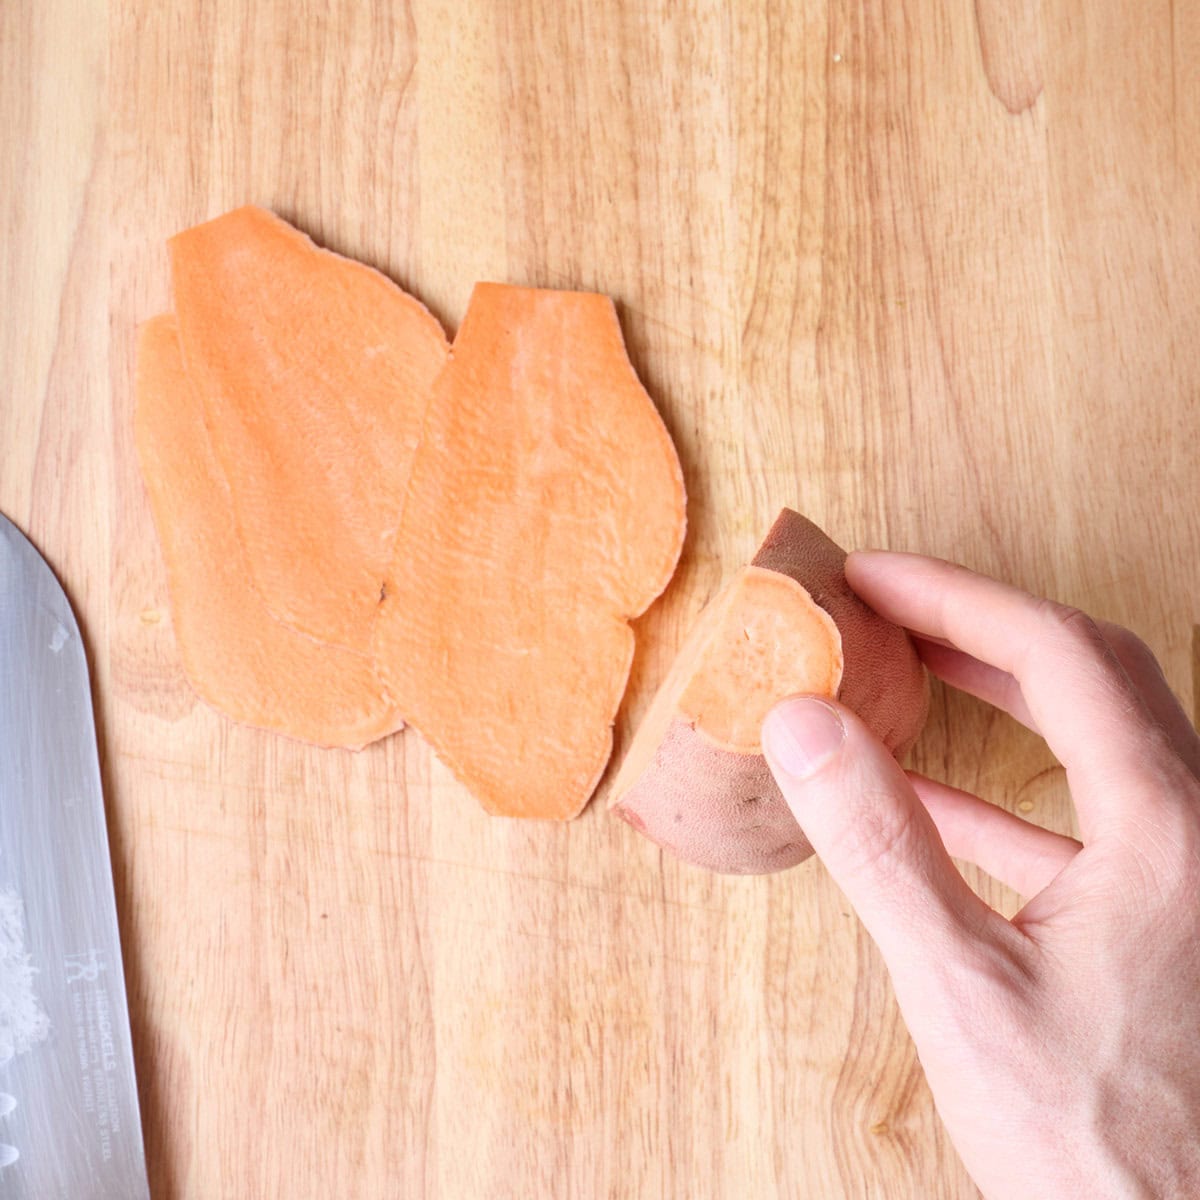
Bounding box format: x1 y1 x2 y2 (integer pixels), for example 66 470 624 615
845 551 1195 840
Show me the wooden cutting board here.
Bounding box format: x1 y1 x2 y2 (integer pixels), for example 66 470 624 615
3 2 1198 1196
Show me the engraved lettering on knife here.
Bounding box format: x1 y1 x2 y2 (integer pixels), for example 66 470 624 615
67 951 123 1161
64 949 105 983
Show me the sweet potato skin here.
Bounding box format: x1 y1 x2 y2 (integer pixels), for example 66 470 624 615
611 509 928 874
613 718 812 874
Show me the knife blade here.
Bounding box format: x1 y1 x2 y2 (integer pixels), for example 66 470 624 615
0 513 149 1199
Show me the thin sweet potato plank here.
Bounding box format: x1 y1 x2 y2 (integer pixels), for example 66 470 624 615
135 314 403 749
374 283 686 819
169 206 450 652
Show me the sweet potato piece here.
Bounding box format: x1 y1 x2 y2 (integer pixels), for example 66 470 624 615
169 206 450 652
610 510 928 873
134 315 403 749
374 284 687 820
144 209 687 798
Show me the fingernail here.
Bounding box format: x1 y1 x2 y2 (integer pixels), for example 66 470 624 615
763 698 846 779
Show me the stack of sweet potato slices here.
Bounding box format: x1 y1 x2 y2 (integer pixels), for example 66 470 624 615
135 207 687 819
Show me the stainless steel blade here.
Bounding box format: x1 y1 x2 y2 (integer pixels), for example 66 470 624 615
0 514 149 1199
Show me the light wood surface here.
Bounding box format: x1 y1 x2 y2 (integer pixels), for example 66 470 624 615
3 2 1198 1196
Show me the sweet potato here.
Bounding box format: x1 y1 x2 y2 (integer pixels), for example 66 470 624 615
610 510 928 873
134 315 404 749
169 205 450 653
137 210 687 817
374 284 686 820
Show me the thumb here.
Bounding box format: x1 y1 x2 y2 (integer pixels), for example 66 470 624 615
763 695 989 969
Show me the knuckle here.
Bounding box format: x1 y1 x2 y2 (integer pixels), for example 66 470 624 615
1100 621 1145 658
836 788 919 880
1095 796 1200 914
1031 599 1107 658
1139 804 1200 880
1101 622 1163 676
1040 598 1101 642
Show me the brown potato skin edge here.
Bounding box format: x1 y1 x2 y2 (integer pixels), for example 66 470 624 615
613 716 812 874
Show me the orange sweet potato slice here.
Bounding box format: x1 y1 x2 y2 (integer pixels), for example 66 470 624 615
141 209 687 812
374 283 687 820
168 206 451 652
134 315 404 749
610 510 928 872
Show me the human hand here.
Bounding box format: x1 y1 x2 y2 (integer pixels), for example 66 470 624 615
762 552 1200 1200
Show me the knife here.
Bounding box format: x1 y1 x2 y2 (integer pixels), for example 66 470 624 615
0 513 150 1198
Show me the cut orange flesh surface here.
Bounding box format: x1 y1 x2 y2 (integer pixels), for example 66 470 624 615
374 283 687 820
169 206 451 652
678 567 843 749
612 566 842 797
134 315 404 749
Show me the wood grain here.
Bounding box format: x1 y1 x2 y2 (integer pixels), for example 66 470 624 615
3 1 1198 1196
